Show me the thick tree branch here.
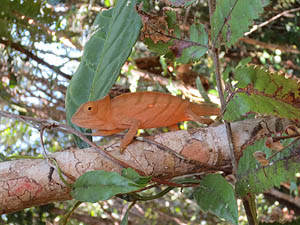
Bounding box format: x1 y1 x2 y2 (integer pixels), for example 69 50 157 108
0 117 292 214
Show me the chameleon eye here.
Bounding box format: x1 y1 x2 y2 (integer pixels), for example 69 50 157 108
85 102 98 114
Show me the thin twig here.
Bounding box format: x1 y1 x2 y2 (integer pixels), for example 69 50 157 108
112 134 224 171
212 0 239 47
0 38 72 80
268 137 300 161
85 132 225 173
139 10 208 49
156 30 209 49
272 134 300 142
40 125 52 159
245 7 300 36
208 0 238 175
85 132 193 163
136 137 203 165
0 110 130 168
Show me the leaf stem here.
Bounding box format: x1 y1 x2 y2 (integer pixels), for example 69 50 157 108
212 0 239 47
129 186 174 201
208 0 238 176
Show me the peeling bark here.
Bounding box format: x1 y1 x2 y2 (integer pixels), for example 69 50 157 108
0 117 292 214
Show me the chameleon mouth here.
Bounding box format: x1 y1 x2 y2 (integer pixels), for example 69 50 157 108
71 113 104 129
71 111 91 128
71 116 88 128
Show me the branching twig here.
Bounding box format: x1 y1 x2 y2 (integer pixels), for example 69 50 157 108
0 38 72 80
268 137 300 161
212 0 239 47
85 132 224 171
136 137 205 165
40 124 53 159
158 31 209 49
0 110 125 167
272 134 300 142
245 7 300 36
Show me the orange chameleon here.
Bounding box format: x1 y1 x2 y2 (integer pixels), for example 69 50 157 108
71 91 220 151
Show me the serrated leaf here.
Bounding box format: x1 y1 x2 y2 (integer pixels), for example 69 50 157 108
193 174 238 225
65 0 142 147
224 66 300 122
145 11 208 63
165 10 181 36
211 0 265 47
236 138 300 197
144 38 173 55
71 170 145 203
175 24 208 63
121 168 151 185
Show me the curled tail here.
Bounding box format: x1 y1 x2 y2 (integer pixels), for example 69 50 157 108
187 102 220 124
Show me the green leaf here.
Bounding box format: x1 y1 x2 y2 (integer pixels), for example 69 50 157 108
65 0 142 147
261 0 270 7
236 138 300 197
196 76 211 103
224 66 300 121
71 170 145 203
145 11 208 63
121 168 151 185
144 38 173 55
120 209 129 225
193 174 238 225
176 23 208 63
168 0 196 7
211 0 265 47
172 177 201 184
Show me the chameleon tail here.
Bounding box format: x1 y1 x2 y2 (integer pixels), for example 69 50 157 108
189 102 221 117
187 103 220 125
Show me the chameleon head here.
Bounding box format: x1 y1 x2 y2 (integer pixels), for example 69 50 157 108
71 101 98 128
71 95 111 129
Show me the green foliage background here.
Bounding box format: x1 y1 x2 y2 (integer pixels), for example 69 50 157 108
1 0 300 224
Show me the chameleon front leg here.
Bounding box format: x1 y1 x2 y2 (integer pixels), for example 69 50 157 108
120 119 141 153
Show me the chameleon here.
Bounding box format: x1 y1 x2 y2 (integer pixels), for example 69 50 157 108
71 91 220 152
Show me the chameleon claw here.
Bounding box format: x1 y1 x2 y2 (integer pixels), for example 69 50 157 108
120 143 127 154
120 147 126 154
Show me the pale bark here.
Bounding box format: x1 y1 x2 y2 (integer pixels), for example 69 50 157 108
0 117 292 214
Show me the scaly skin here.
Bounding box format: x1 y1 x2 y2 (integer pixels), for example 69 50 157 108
71 91 220 152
